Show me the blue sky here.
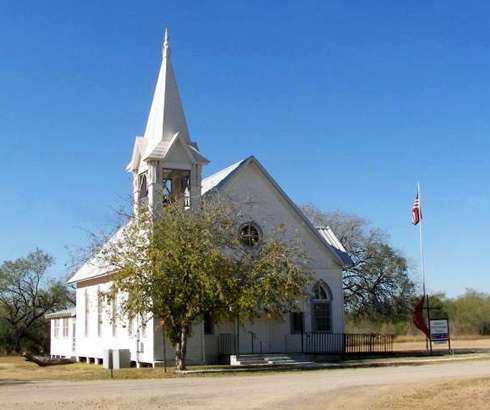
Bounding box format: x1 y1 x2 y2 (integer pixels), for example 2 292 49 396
1 1 489 296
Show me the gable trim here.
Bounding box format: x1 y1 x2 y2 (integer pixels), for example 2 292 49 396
209 156 352 269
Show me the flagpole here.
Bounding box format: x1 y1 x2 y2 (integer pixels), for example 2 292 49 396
418 182 426 296
417 182 431 353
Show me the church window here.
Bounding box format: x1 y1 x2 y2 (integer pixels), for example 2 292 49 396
63 318 69 337
111 293 117 337
239 222 261 247
311 282 332 332
313 283 328 300
141 314 147 338
97 289 102 337
54 319 60 338
139 174 148 199
84 289 89 337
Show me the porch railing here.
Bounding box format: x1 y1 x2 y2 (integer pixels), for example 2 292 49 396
304 332 344 353
218 333 235 355
217 332 394 355
343 333 394 354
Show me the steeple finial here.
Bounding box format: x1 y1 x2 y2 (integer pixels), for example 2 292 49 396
163 27 170 58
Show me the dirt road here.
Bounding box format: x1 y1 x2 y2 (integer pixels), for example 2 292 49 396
2 359 490 409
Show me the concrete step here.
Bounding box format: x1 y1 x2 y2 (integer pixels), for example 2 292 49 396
230 354 312 367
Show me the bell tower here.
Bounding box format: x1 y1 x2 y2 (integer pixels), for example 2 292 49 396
127 29 209 213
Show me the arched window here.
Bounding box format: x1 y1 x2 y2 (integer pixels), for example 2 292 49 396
239 222 261 247
311 282 332 332
139 174 148 199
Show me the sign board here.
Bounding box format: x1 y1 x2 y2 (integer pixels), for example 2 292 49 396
430 319 449 344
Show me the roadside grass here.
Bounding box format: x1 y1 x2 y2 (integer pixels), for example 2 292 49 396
0 356 324 381
0 356 288 381
393 335 490 352
395 334 490 343
373 377 490 409
0 356 182 381
3 342 490 382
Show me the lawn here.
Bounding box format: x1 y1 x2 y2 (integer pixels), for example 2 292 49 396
2 337 490 382
393 335 490 352
0 356 274 381
0 356 179 381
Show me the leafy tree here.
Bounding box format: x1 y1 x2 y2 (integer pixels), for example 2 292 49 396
301 205 416 321
445 289 490 335
100 199 308 370
0 249 73 353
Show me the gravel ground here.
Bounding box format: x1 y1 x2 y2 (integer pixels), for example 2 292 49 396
2 359 490 409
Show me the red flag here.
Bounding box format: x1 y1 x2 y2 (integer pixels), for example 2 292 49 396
411 192 422 225
412 295 429 338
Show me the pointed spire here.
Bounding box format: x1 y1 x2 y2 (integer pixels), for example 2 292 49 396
163 27 170 58
128 31 209 171
143 29 191 158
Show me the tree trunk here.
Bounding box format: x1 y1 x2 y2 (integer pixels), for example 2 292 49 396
14 329 23 353
23 353 74 366
175 323 189 370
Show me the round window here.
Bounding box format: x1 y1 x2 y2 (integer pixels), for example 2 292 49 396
239 223 261 247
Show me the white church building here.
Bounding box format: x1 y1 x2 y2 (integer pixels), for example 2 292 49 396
47 31 352 367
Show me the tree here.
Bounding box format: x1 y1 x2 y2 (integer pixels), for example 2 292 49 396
301 205 416 321
100 199 308 370
445 289 490 335
0 249 73 353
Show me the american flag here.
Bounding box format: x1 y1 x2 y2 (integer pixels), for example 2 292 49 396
411 192 422 225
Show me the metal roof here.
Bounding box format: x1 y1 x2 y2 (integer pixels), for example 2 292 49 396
69 157 353 284
317 226 353 267
45 307 76 319
67 226 126 284
201 158 249 195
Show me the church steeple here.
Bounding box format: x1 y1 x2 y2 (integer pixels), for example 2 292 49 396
127 29 208 212
143 28 192 158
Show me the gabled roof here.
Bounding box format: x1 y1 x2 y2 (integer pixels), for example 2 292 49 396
69 157 352 284
201 158 249 195
145 131 209 164
126 137 146 172
201 156 353 268
317 226 353 267
67 226 127 284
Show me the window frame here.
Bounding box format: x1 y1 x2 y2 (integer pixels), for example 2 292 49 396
111 290 117 337
311 282 332 333
84 289 89 337
54 319 60 338
138 173 148 199
239 222 262 247
62 318 69 338
97 288 102 338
